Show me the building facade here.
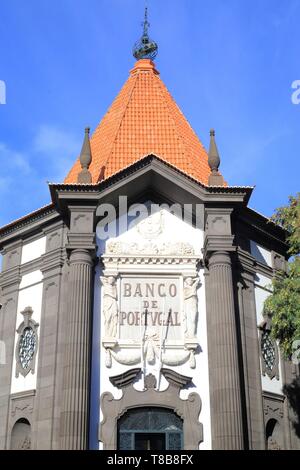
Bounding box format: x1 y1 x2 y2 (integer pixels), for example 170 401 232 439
0 23 299 450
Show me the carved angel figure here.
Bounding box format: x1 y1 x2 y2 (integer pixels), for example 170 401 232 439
100 275 118 338
184 277 200 338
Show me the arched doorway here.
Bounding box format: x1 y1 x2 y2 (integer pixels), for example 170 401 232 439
266 418 283 450
10 418 31 450
118 407 183 450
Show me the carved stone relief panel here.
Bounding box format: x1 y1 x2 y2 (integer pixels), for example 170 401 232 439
263 392 285 450
8 390 35 450
100 210 202 371
100 371 203 450
101 272 200 370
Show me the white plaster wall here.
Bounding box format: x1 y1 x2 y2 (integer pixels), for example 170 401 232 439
250 241 272 267
254 274 283 395
10 270 43 394
97 205 203 256
21 236 46 265
94 208 212 449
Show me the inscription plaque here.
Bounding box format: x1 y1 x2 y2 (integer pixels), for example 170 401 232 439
119 276 182 341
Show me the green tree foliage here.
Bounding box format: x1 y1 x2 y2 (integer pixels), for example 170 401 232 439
264 193 300 358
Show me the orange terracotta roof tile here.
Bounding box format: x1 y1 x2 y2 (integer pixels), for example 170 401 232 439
64 59 212 185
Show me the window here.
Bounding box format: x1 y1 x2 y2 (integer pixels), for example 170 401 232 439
118 407 183 450
10 418 31 450
261 331 276 373
266 419 283 450
15 307 39 378
258 312 279 380
19 327 37 370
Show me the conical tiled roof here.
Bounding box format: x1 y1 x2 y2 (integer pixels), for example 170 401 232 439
64 59 212 185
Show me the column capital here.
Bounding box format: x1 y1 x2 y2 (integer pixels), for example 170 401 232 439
203 206 236 261
66 205 97 254
68 248 95 266
207 250 232 267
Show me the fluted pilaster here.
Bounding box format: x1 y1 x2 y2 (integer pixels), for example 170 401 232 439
60 249 94 449
208 251 244 449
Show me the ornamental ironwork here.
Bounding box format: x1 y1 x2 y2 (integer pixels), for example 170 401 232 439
133 7 158 61
261 331 276 372
258 311 279 380
15 307 39 378
19 328 36 370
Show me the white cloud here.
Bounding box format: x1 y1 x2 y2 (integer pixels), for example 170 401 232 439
33 124 81 181
0 142 32 175
0 125 80 227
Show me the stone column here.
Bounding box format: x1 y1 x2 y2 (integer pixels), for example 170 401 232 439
236 258 265 450
208 250 244 449
60 248 94 449
0 241 22 449
34 223 66 450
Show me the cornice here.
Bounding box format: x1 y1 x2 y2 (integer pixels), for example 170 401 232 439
237 247 274 279
0 205 60 248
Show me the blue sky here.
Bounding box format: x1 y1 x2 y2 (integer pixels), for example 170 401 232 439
0 0 299 227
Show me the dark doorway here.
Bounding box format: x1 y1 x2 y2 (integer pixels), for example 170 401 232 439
135 432 165 450
118 407 183 450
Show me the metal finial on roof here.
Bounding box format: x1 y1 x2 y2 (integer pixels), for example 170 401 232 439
208 129 225 186
133 7 158 61
77 127 92 184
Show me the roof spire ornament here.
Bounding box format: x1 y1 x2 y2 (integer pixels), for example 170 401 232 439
133 7 158 61
77 127 92 184
208 129 225 186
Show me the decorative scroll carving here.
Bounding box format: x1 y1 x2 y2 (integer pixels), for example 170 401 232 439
109 368 141 389
100 275 118 338
100 374 203 449
161 368 192 388
15 307 39 378
109 368 192 391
